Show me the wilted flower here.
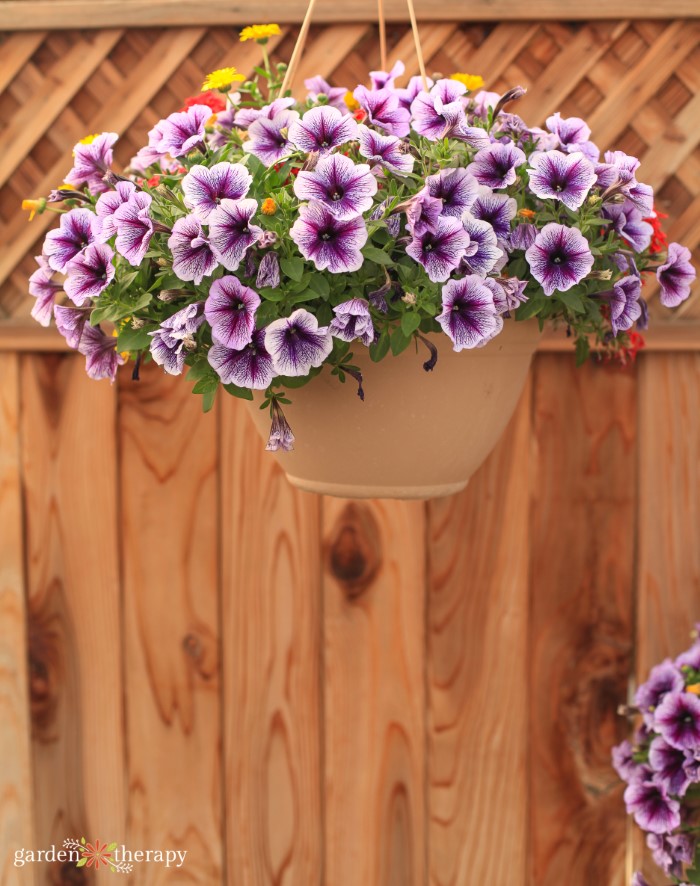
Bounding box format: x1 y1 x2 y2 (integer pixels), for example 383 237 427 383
329 298 375 346
150 303 204 375
294 153 377 220
204 276 260 349
525 223 594 296
256 251 280 289
264 308 333 376
608 275 642 336
266 399 295 451
182 162 252 221
290 201 367 273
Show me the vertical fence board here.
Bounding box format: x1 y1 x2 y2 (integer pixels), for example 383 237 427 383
219 399 323 886
322 497 426 886
20 354 124 881
119 367 222 884
0 353 33 885
426 382 532 886
529 355 636 886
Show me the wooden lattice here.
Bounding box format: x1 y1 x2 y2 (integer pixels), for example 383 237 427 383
1 19 699 321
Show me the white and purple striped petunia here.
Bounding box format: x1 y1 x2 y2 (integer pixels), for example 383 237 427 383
527 150 597 211
65 132 119 195
545 112 599 161
149 303 204 376
43 208 101 273
96 181 137 241
204 276 260 350
357 125 414 174
396 74 434 111
353 86 410 137
182 162 252 221
288 106 358 154
64 243 115 306
656 243 696 307
54 304 88 350
369 61 405 91
470 187 517 241
168 215 218 284
461 213 504 277
603 201 653 253
113 191 154 266
437 275 502 350
77 322 125 382
243 110 298 166
265 308 333 377
29 256 62 327
596 150 654 216
406 215 470 282
294 154 377 220
329 298 375 346
411 79 467 140
208 328 276 389
426 167 478 218
208 198 262 271
405 189 443 235
304 76 349 112
234 97 296 129
525 223 594 296
467 142 526 190
608 275 642 336
290 201 368 273
148 104 211 157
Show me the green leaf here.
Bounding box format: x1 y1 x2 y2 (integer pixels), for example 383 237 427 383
117 326 152 352
259 286 285 302
307 275 330 298
369 329 390 362
575 336 590 366
362 245 394 266
80 838 86 845
107 842 118 852
557 290 585 314
280 257 305 282
390 326 412 356
223 383 254 401
515 298 545 321
400 311 421 337
76 858 87 868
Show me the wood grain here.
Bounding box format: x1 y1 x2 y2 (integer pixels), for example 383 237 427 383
20 353 124 883
528 355 636 886
0 354 34 886
426 381 532 886
119 364 222 884
322 497 426 886
219 398 323 886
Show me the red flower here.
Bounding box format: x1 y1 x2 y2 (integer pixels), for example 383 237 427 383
617 331 645 365
353 109 368 123
146 175 161 188
179 91 226 114
644 209 669 254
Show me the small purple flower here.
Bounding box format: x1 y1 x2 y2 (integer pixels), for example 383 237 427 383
95 181 137 241
29 256 62 326
609 276 642 336
525 223 594 296
603 201 653 253
207 198 262 271
54 304 88 349
357 125 414 174
208 328 275 389
467 142 526 189
43 208 100 273
369 60 404 91
65 132 119 195
623 779 680 835
546 112 591 147
636 660 685 725
611 740 638 782
470 187 517 240
405 189 443 235
266 400 295 452
304 76 348 112
353 86 410 137
471 90 501 119
649 737 691 796
294 154 377 220
289 106 359 154
437 275 502 350
509 223 537 251
527 150 597 211
657 243 696 308
149 303 204 376
290 201 367 273
396 75 434 112
148 104 211 157
168 215 218 284
113 192 154 266
182 162 252 221
234 98 296 129
631 873 651 886
677 642 700 671
655 692 700 751
406 216 470 283
204 276 260 349
461 213 503 276
329 298 375 346
488 277 528 313
256 252 280 289
243 111 299 166
411 79 467 140
596 150 654 216
77 323 125 382
426 168 478 218
64 243 115 306
265 308 333 377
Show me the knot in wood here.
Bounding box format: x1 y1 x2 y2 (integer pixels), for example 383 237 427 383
326 503 381 599
59 860 87 883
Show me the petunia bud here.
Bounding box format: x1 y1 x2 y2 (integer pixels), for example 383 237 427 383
493 86 527 117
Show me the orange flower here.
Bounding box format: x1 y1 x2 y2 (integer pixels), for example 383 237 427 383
80 840 113 870
518 208 535 219
261 198 276 215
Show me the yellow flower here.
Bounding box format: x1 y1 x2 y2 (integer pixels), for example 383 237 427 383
79 133 100 145
687 684 700 695
22 198 46 221
450 73 484 91
201 67 245 91
239 24 281 42
344 91 360 111
261 198 277 215
112 327 131 361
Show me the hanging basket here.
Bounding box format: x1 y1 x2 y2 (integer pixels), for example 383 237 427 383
245 319 540 499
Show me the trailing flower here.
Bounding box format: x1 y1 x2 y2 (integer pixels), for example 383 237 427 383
25 30 696 449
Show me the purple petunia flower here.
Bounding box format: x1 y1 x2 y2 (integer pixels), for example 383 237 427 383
611 740 638 783
603 201 653 254
396 75 434 112
624 779 681 835
525 223 594 296
208 328 275 389
290 201 367 273
426 167 478 218
636 660 685 726
289 106 359 154
63 243 115 306
369 60 404 91
243 111 299 166
329 298 375 346
657 243 696 307
207 198 262 271
411 79 467 140
509 223 537 251
649 737 692 797
353 86 410 137
609 276 642 336
527 150 597 211
77 322 125 382
470 187 517 241
461 213 503 276
256 251 281 289
43 208 100 273
304 76 348 112
264 308 333 377
596 150 654 216
113 191 154 266
631 873 651 886
168 215 218 284
266 400 295 451
406 216 470 282
545 112 599 161
487 276 528 314
405 189 443 236
357 125 414 174
655 691 700 751
204 276 260 349
182 162 252 221
437 275 502 350
234 98 296 129
65 132 119 195
148 104 211 157
29 256 62 327
467 142 526 190
54 304 88 349
294 154 377 220
95 181 137 241
149 303 204 376
677 641 700 671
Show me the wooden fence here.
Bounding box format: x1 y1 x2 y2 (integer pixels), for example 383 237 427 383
1 6 699 886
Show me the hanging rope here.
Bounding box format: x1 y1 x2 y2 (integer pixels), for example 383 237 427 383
280 0 319 95
377 0 388 71
405 0 428 90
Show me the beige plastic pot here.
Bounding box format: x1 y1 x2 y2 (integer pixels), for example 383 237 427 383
246 320 541 500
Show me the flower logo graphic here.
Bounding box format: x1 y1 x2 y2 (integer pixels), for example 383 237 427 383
63 839 132 874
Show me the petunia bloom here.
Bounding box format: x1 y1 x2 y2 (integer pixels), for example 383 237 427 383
470 187 517 240
54 304 88 349
168 215 218 284
113 191 154 266
411 79 467 140
603 201 653 254
461 213 503 276
294 154 377 220
467 142 526 189
329 298 375 346
404 189 443 235
208 198 262 271
208 328 275 389
95 181 137 241
29 256 62 326
437 275 502 350
288 105 358 154
524 223 594 296
264 308 333 376
609 275 642 336
182 162 252 221
352 86 410 137
148 104 211 157
149 303 204 375
426 167 478 218
64 243 115 306
357 125 414 174
43 208 101 273
243 110 298 166
406 215 470 282
648 737 692 797
655 692 700 751
545 112 599 161
636 660 685 727
304 75 348 112
290 201 367 273
369 60 405 91
623 779 681 835
65 132 119 195
657 243 696 307
77 323 125 382
204 276 260 349
527 150 597 211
